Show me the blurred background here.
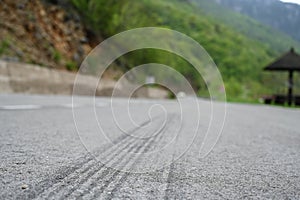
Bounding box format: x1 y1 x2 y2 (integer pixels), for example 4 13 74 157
1 0 300 102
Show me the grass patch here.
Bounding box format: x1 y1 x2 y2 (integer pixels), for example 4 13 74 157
52 49 62 63
0 40 10 55
66 60 78 71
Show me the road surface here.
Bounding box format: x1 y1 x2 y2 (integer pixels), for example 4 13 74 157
0 94 299 199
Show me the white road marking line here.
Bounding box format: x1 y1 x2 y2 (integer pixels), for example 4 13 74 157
61 104 80 108
0 105 42 110
62 103 108 108
0 103 109 110
96 103 109 107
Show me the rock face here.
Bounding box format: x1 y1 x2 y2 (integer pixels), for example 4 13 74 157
0 0 92 69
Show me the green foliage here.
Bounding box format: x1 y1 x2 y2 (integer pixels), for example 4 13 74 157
190 0 300 53
66 60 78 71
70 0 298 102
52 49 62 63
210 0 300 43
0 40 10 55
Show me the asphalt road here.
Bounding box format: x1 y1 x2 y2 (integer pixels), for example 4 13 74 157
0 94 299 199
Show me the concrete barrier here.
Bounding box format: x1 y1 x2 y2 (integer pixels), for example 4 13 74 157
0 60 169 98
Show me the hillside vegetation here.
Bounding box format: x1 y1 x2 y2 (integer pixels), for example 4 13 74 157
190 0 300 53
212 0 300 43
71 0 298 101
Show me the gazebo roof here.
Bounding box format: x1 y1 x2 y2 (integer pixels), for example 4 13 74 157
264 48 300 71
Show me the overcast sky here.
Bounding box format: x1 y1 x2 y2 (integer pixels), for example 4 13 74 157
280 0 300 5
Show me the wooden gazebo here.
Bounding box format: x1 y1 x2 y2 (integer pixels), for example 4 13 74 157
264 48 300 106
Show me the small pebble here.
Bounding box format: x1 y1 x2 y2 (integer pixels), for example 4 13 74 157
21 184 28 190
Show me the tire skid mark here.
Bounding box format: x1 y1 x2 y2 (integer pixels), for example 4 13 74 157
73 116 166 198
61 126 152 199
28 155 95 199
107 114 179 199
39 131 135 199
86 118 167 200
63 116 166 198
55 157 118 198
35 117 159 199
163 115 182 200
83 114 177 199
81 142 147 199
163 162 176 200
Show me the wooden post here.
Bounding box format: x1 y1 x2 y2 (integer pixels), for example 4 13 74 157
288 70 294 106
